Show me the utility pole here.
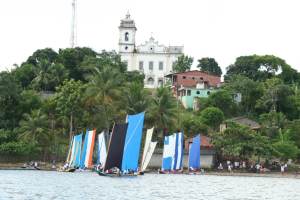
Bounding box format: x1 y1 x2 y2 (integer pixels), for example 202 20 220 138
70 0 77 48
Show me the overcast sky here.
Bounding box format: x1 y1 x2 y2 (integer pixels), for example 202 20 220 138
0 0 299 73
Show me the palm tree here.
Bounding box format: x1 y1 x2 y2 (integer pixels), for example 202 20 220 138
18 109 50 160
85 66 125 130
125 82 149 114
148 87 177 137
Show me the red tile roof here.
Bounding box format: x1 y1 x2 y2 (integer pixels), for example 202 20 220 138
166 70 221 88
185 135 213 149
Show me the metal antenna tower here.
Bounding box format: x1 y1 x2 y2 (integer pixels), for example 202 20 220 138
70 0 77 48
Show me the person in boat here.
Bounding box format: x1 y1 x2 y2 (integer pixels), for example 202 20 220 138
63 162 69 170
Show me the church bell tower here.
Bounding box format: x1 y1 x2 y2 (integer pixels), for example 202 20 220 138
119 12 137 53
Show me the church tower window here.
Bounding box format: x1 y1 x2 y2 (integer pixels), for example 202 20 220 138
125 32 129 41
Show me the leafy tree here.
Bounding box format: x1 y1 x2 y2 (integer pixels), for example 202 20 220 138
203 90 236 117
225 75 264 114
58 47 96 81
279 65 300 84
26 48 58 66
0 72 22 129
199 107 224 130
197 57 222 76
80 50 127 77
173 55 193 72
225 55 289 81
256 78 298 119
13 63 36 88
272 129 299 161
285 120 300 148
181 116 208 137
125 71 145 85
55 79 85 140
259 111 287 138
18 90 42 116
212 123 273 160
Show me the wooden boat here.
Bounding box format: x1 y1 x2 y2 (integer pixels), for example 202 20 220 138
158 169 183 174
57 167 76 172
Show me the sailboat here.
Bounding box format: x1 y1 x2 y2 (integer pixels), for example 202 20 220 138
140 127 157 174
97 131 107 168
98 112 145 176
59 133 83 172
160 132 184 174
188 134 201 174
98 123 129 177
80 129 96 170
122 112 145 173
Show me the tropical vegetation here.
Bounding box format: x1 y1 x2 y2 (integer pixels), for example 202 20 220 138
0 47 300 165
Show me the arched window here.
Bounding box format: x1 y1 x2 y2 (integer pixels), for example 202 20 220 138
158 79 163 87
125 32 129 41
147 77 154 85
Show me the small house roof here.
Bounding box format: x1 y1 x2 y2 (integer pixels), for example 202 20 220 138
228 116 261 130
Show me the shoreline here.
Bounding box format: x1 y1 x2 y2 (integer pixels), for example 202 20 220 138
1 163 299 179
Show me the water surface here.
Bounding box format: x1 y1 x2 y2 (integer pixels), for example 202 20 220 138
1 170 300 200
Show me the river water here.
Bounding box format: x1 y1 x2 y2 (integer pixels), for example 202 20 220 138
1 170 300 200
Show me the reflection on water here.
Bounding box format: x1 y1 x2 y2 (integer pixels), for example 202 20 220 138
1 170 300 200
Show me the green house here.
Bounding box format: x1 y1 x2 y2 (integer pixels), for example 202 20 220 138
179 87 216 110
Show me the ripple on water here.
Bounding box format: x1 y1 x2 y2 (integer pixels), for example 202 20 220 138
1 171 300 200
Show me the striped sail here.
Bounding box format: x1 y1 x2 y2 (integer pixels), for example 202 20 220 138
141 128 157 171
80 130 96 169
162 133 176 170
162 132 184 171
173 132 184 170
70 133 83 168
97 131 107 166
188 134 201 170
122 112 145 172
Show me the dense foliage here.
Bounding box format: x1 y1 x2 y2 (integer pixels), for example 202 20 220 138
0 49 300 164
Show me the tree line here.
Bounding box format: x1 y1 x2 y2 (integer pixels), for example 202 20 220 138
0 48 300 164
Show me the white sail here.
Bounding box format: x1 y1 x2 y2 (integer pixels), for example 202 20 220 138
69 136 76 165
141 128 153 165
98 132 107 166
141 128 157 171
141 141 157 171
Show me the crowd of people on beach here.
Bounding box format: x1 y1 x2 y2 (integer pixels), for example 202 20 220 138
217 160 288 174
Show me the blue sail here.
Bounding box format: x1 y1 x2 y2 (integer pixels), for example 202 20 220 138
80 130 89 169
72 133 82 168
188 134 201 170
173 132 184 170
121 112 145 172
162 134 175 170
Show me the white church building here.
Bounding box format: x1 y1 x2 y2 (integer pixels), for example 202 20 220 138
118 13 184 88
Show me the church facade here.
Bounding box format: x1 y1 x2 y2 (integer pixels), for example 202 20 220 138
118 13 184 88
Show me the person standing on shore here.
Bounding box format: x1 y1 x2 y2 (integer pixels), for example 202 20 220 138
281 165 285 175
228 164 232 173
